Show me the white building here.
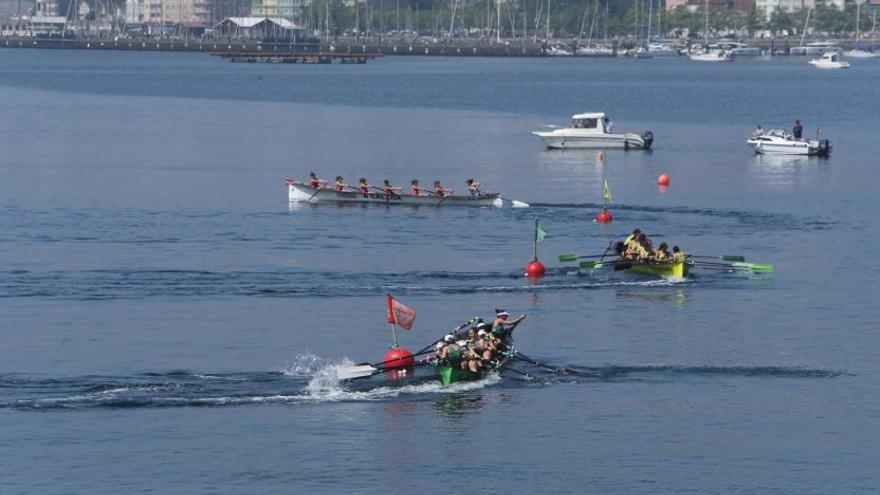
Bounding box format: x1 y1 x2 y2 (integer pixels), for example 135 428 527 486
124 0 212 26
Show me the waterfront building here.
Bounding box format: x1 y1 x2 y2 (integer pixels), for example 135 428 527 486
250 0 297 19
124 0 213 27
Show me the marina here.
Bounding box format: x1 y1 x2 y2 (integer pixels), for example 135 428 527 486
2 33 879 495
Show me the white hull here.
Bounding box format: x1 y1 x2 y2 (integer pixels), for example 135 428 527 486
689 52 732 62
843 49 879 58
288 183 504 207
747 133 830 156
532 131 649 150
809 61 850 69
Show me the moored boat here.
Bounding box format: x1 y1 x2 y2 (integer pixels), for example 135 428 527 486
287 180 507 207
531 112 654 150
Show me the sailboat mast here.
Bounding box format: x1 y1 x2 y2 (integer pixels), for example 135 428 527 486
704 0 709 46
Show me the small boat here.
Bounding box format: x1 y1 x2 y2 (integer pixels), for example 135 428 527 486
436 329 517 386
747 129 831 156
337 317 523 387
532 112 654 150
575 45 614 57
809 52 850 69
287 180 512 207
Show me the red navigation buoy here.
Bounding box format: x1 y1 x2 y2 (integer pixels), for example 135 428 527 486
596 209 613 223
658 174 670 186
525 260 546 277
383 348 414 369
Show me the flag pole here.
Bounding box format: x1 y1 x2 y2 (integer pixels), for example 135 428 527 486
534 218 539 261
390 323 399 349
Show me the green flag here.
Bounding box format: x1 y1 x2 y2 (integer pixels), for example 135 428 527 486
536 220 546 243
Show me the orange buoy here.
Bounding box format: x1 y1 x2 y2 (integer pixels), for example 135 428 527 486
658 174 670 186
383 348 414 369
525 260 546 277
596 209 613 223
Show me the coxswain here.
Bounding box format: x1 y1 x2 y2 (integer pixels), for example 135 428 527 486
465 178 482 196
654 242 670 262
491 309 525 340
334 176 349 192
793 120 803 140
308 172 328 189
434 180 454 197
383 179 402 196
358 178 371 194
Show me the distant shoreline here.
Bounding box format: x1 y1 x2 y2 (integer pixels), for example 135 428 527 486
0 36 868 58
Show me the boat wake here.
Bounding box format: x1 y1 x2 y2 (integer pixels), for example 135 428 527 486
0 356 503 411
0 268 688 299
505 362 850 384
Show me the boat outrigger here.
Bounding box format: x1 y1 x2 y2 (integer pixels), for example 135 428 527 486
287 180 528 208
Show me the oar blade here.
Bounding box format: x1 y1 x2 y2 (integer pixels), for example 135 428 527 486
579 261 603 269
732 262 775 273
558 254 578 262
336 364 378 380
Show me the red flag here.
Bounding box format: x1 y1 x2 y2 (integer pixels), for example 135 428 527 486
386 294 416 330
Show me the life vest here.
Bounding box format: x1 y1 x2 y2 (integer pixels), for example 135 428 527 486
655 250 668 261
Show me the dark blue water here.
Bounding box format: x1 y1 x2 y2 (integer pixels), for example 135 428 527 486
1 49 879 494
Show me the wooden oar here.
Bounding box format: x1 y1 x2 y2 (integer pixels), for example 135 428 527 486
579 260 605 269
692 260 774 273
558 254 610 262
337 358 434 381
689 254 747 262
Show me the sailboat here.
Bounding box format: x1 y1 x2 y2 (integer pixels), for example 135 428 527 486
844 2 880 58
689 0 732 62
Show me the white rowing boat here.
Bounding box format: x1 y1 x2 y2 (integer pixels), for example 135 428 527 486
287 181 527 207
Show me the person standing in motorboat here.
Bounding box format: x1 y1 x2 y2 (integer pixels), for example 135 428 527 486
465 179 481 196
604 117 614 133
793 120 803 140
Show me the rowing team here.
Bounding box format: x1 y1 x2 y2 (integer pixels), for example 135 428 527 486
433 310 526 373
307 172 484 197
617 228 687 263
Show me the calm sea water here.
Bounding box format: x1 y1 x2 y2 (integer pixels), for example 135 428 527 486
1 49 879 494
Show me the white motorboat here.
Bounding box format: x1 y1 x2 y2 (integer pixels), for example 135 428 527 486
532 112 654 150
809 52 850 69
287 181 515 207
746 129 831 157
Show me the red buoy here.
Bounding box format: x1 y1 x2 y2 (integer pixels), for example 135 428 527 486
658 174 670 186
596 209 613 223
525 260 546 277
383 348 414 369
